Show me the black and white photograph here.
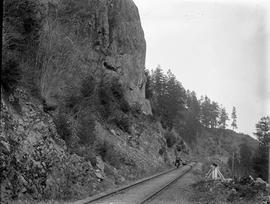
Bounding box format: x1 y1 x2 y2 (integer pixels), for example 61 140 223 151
1 0 270 203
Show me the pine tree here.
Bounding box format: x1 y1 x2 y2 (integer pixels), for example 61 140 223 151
145 69 152 99
165 70 186 128
149 66 186 129
254 116 270 145
231 106 237 130
252 116 270 180
186 90 200 120
200 96 212 128
239 143 252 176
209 101 220 128
218 108 229 129
151 65 166 117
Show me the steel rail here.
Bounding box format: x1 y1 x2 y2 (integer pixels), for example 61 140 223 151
78 162 195 204
81 167 177 204
139 162 197 204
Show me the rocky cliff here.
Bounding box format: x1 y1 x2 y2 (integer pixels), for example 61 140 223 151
0 89 173 201
40 0 151 114
1 0 186 202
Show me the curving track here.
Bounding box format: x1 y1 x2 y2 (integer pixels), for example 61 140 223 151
75 161 197 204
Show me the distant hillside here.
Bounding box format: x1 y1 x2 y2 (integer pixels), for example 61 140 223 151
190 127 259 164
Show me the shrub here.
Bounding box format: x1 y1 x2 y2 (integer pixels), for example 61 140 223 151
131 102 142 115
99 86 112 118
64 95 82 110
111 78 131 113
176 140 186 152
54 114 72 143
1 59 21 94
95 140 110 159
77 111 96 145
164 131 177 148
84 151 97 167
3 0 42 53
158 148 165 156
111 78 124 100
99 78 131 117
112 113 131 133
80 75 95 98
119 99 131 113
94 141 121 169
3 0 43 95
145 69 153 99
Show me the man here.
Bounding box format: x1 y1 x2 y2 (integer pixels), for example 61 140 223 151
175 155 182 168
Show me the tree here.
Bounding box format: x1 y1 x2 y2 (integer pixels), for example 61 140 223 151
239 143 253 176
164 70 186 128
145 69 152 99
218 108 229 129
150 65 167 117
149 67 186 129
231 106 237 130
200 96 212 128
254 116 270 145
186 90 200 120
209 101 220 128
253 116 270 180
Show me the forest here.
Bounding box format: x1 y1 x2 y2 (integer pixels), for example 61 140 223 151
145 66 269 181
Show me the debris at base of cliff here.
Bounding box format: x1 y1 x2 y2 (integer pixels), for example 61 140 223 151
190 177 270 204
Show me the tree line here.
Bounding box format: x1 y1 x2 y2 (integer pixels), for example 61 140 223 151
145 66 238 135
146 66 269 180
228 116 270 180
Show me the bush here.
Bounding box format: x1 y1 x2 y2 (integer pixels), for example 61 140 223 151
99 86 112 118
119 99 131 113
54 114 72 143
112 112 131 133
111 78 124 100
110 79 131 113
1 59 21 94
99 78 131 119
95 141 122 169
64 95 82 110
131 102 142 115
176 140 186 152
77 111 96 145
95 141 110 159
158 148 165 156
3 0 42 53
144 70 152 99
3 0 43 95
80 75 95 98
164 131 177 148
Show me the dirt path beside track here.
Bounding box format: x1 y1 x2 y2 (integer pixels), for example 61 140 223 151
148 162 203 204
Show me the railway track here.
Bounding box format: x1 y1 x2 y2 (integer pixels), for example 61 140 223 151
75 161 197 204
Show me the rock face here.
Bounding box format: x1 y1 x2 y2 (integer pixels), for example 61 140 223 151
40 0 151 114
0 89 97 200
1 0 189 202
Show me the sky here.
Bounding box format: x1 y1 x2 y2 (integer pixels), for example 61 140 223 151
133 0 270 136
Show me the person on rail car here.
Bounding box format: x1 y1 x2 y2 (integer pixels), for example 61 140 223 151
175 156 182 168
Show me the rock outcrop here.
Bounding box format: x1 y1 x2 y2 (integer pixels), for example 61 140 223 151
1 0 187 201
40 0 151 114
0 89 97 200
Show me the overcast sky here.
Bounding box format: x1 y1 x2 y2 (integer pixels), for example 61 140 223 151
133 0 270 136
